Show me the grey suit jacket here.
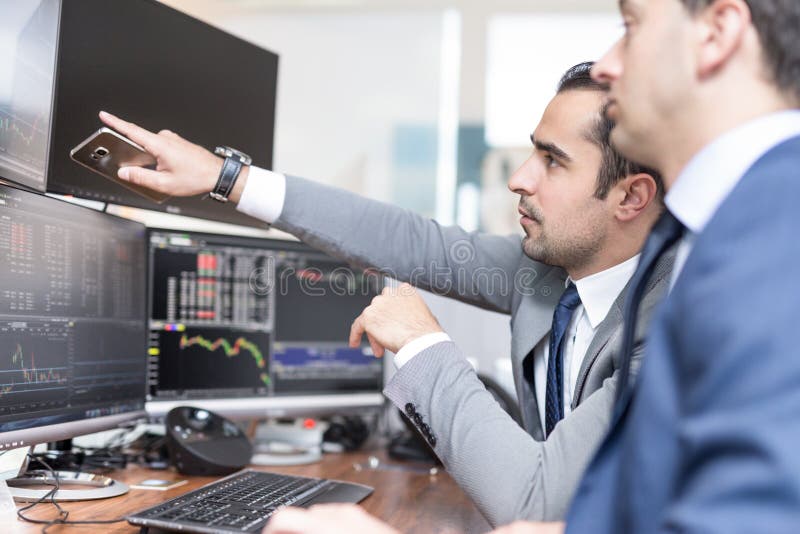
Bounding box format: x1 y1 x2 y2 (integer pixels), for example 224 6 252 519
270 175 674 526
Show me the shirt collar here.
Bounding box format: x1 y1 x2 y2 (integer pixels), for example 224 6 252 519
666 110 800 235
567 254 640 329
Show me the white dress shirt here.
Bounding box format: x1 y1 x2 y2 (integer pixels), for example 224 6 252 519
666 110 800 284
533 255 639 429
236 166 287 224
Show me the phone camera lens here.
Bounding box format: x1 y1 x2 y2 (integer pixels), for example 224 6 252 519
94 147 109 157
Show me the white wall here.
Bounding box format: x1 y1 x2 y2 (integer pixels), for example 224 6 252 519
485 13 622 147
215 12 445 205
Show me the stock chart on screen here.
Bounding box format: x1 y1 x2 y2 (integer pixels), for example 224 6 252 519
155 328 272 395
271 258 384 394
147 230 384 401
0 184 147 432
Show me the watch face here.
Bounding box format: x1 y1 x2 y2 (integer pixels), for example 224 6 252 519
216 146 252 165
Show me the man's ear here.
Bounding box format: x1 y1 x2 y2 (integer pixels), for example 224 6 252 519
614 173 658 222
694 0 751 79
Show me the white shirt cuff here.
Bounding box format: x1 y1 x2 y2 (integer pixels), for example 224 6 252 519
393 332 452 369
235 166 287 224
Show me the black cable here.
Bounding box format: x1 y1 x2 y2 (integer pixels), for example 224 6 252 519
39 425 138 473
16 454 69 532
15 453 127 533
31 450 124 475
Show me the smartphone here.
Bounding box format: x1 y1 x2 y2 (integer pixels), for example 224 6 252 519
70 127 171 203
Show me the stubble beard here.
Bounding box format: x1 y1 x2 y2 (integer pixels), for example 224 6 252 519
521 215 607 274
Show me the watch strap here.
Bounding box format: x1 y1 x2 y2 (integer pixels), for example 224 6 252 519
210 156 242 202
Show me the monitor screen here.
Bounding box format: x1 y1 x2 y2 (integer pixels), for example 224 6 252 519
146 229 385 417
47 0 278 229
0 0 60 192
0 183 148 450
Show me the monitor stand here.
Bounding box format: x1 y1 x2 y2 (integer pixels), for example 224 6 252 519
7 471 130 502
5 442 129 502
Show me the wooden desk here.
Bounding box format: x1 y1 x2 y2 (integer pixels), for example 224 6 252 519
13 449 491 533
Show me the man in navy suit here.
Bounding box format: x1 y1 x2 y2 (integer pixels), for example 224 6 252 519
560 0 800 533
263 0 800 533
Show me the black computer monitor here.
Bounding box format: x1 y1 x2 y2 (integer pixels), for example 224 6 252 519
46 0 278 229
145 229 385 419
0 0 60 192
0 183 148 451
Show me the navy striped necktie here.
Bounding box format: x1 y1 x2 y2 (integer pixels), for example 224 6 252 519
545 282 582 437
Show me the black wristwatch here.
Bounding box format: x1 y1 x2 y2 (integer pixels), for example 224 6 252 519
209 146 252 202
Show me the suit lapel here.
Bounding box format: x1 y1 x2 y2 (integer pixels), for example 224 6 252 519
511 266 566 437
571 299 623 408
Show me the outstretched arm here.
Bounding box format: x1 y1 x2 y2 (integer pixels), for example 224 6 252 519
99 111 528 314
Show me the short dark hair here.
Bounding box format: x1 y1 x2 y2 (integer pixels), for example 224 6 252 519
556 62 664 200
679 0 800 102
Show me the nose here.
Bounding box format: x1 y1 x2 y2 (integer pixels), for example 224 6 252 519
508 156 539 196
591 37 623 85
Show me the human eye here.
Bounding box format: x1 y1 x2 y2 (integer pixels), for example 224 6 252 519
621 17 635 41
543 153 559 168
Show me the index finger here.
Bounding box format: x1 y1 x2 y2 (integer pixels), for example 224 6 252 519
349 314 366 348
99 111 164 156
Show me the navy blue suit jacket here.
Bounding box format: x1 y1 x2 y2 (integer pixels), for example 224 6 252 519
566 135 800 533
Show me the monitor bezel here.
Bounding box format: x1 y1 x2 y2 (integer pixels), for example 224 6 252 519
145 394 384 421
0 410 145 452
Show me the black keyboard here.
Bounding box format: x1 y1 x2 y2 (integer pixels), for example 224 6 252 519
127 469 373 533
